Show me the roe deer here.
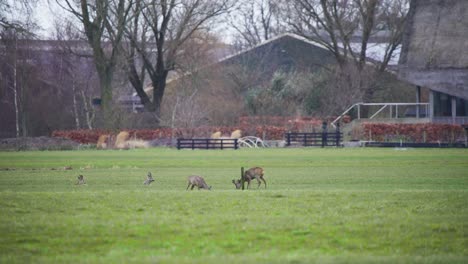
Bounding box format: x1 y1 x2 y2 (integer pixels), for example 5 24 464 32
143 172 155 185
233 167 266 189
186 175 211 190
76 175 86 185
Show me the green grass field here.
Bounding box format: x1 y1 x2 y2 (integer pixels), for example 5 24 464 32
0 148 467 263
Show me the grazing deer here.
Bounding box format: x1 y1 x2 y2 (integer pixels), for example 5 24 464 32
234 167 266 189
186 175 211 190
76 175 86 185
143 172 155 185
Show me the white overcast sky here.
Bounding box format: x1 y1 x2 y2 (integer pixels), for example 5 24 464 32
31 0 232 41
34 0 67 37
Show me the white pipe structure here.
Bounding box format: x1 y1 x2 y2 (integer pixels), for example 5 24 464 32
331 102 430 128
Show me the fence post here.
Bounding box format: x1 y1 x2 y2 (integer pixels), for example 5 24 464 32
221 139 224 150
357 104 361 119
464 126 468 148
322 121 327 148
191 139 194 150
206 139 209 149
241 167 245 190
335 122 341 147
303 133 307 146
286 132 291 146
177 139 181 150
234 139 238 150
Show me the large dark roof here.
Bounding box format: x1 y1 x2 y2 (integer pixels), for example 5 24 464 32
216 33 336 75
398 0 468 99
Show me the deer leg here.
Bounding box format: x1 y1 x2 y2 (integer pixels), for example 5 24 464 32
186 183 191 190
256 176 261 188
261 177 267 189
246 179 251 189
191 185 195 190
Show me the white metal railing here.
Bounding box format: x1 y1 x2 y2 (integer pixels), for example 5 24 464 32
331 102 430 127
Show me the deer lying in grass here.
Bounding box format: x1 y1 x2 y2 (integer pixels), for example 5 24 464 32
76 175 86 185
232 167 266 189
143 172 155 185
186 175 211 190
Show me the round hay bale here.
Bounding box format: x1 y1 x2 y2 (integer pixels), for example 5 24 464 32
115 131 130 149
230 129 242 139
211 131 222 139
97 135 110 149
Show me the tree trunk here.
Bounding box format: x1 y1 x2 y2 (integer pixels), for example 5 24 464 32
20 81 27 137
12 44 19 138
151 71 169 119
97 67 115 129
80 90 94 129
72 79 81 129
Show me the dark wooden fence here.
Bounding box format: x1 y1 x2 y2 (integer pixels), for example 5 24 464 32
177 138 239 150
285 132 342 147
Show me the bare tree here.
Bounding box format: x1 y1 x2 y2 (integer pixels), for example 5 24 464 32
229 0 286 49
123 0 233 121
163 35 219 133
375 0 408 72
0 26 38 137
1 0 38 31
159 32 244 128
286 0 409 107
57 0 134 127
0 0 38 137
53 20 98 129
0 29 20 137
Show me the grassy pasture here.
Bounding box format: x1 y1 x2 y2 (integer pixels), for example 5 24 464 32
0 148 467 263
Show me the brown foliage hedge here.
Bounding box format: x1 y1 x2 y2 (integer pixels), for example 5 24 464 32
52 122 465 144
52 116 330 144
52 126 290 144
362 123 465 143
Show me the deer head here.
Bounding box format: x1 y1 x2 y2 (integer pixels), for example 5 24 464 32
76 175 86 185
144 172 155 185
232 179 242 189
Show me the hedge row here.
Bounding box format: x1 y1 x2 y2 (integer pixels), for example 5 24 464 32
362 123 466 143
52 123 466 144
52 125 291 144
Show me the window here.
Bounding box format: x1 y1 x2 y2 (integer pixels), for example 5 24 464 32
433 91 468 117
433 91 452 116
456 97 467 116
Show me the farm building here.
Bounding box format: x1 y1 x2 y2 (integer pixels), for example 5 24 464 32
125 33 336 112
131 33 412 125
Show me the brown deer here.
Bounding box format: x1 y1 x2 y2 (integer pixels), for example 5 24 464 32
233 167 266 189
143 172 155 185
76 175 86 185
186 175 211 190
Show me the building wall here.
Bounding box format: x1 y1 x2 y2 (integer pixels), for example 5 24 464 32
399 0 468 100
400 0 468 69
